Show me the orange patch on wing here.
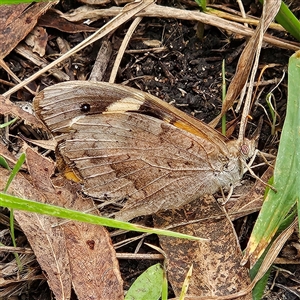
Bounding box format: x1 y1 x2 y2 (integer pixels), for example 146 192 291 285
172 120 206 138
64 167 82 183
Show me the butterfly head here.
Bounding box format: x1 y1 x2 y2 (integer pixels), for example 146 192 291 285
240 138 256 160
226 138 256 161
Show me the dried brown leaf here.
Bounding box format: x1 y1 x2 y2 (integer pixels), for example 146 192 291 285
0 168 72 300
52 175 124 300
0 2 57 59
25 147 124 300
38 9 97 33
25 26 48 57
0 95 44 129
0 147 123 300
153 196 252 299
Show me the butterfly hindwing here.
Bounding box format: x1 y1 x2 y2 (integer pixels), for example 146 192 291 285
58 112 241 221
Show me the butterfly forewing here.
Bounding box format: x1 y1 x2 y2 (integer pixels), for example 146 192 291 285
35 82 229 146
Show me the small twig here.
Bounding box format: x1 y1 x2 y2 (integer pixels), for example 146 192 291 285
236 0 248 27
89 38 113 81
116 252 164 259
237 0 266 142
62 5 300 51
110 16 143 83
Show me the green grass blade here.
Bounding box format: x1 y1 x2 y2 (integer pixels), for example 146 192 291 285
0 156 11 170
179 264 193 300
125 263 164 300
4 153 25 192
0 118 17 129
0 192 203 240
244 50 300 263
161 266 168 300
4 153 26 271
194 0 207 11
275 1 300 42
250 210 296 298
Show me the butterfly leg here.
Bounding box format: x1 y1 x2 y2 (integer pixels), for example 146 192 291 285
241 153 277 192
218 185 234 205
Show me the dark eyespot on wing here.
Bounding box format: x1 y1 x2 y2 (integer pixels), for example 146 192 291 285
80 103 91 113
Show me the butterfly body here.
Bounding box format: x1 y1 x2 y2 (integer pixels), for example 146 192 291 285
34 81 254 221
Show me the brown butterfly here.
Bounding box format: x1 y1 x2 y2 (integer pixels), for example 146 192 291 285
33 81 255 221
